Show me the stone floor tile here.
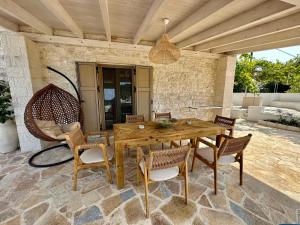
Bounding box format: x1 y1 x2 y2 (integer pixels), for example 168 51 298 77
153 183 172 200
81 191 102 206
225 184 244 204
200 208 245 225
36 212 71 225
19 194 51 210
124 197 145 224
74 205 103 225
192 216 205 225
207 191 229 211
97 185 113 197
230 201 272 225
0 200 9 212
140 195 162 212
150 211 172 225
161 196 197 224
182 183 207 201
23 202 49 225
2 215 21 225
0 208 18 223
81 180 107 194
243 197 269 221
198 195 212 208
165 181 180 195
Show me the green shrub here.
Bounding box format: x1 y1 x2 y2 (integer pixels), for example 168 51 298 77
0 80 13 123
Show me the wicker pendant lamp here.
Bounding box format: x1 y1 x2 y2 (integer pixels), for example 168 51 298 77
149 18 181 65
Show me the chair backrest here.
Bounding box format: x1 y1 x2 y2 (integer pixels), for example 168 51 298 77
126 114 144 123
65 127 86 151
148 145 191 171
218 134 252 157
214 115 236 128
155 112 171 119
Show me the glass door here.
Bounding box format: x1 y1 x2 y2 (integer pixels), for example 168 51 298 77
102 67 133 129
118 68 133 123
103 68 116 129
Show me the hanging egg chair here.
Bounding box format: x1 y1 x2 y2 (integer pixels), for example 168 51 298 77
25 83 81 142
25 66 83 168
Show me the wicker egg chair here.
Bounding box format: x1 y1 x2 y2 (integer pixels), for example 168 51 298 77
25 83 81 142
25 67 83 168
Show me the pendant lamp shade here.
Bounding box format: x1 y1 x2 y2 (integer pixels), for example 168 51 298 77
148 19 181 65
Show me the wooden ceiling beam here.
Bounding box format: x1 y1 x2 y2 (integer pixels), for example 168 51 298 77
168 0 234 42
98 0 111 42
0 15 18 31
177 0 295 48
195 11 300 51
40 0 83 38
279 0 300 6
226 37 300 54
133 0 166 44
0 0 52 35
210 27 300 53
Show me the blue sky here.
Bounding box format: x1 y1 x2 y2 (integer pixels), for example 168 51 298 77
252 45 300 63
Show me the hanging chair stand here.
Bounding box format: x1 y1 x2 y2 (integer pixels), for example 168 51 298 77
27 66 82 168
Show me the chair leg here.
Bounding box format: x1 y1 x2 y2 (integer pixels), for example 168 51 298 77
240 155 243 186
105 161 112 184
191 149 196 172
184 164 188 204
144 178 149 218
214 164 217 195
136 166 142 185
73 161 78 191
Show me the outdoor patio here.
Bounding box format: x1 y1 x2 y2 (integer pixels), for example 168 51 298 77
0 119 299 225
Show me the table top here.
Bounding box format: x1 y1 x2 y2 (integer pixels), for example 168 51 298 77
113 118 226 144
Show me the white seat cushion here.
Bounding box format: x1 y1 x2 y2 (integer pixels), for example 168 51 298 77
80 146 114 164
206 136 216 141
139 161 179 181
197 147 236 165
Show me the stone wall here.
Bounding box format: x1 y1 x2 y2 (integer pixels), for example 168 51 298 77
37 43 221 120
0 32 42 152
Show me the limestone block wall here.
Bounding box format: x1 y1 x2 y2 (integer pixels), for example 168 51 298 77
0 32 42 152
37 43 220 120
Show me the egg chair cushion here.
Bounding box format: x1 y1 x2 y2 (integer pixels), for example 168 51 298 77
60 122 81 133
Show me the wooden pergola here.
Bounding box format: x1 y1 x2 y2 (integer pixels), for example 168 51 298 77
0 0 299 54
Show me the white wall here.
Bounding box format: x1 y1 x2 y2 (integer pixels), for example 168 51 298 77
233 93 300 107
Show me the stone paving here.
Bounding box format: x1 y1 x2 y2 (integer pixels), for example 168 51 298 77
0 120 300 225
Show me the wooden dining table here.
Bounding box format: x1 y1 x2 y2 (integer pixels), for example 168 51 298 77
113 118 226 189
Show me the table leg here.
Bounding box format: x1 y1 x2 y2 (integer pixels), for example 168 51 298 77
115 143 124 189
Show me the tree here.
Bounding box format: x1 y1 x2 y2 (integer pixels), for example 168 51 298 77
234 54 258 93
234 53 300 93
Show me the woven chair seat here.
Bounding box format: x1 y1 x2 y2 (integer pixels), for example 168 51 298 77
80 146 114 164
139 161 179 181
197 147 236 165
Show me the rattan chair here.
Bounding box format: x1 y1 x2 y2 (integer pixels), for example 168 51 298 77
137 143 191 217
154 112 174 149
207 115 236 147
126 114 145 123
191 134 252 194
65 127 113 191
155 112 171 120
125 115 145 155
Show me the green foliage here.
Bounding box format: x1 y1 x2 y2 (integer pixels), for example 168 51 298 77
234 53 300 93
270 109 300 128
0 80 13 123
